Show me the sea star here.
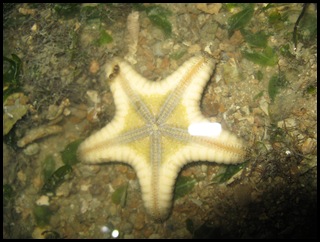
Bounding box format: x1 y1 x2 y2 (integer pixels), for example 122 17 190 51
77 52 246 221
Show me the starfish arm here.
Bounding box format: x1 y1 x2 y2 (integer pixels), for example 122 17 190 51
139 132 177 221
148 130 166 220
157 54 216 124
115 63 156 124
77 124 150 164
113 126 151 144
161 124 191 142
161 125 245 163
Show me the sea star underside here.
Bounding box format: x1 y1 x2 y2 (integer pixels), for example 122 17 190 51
77 53 246 221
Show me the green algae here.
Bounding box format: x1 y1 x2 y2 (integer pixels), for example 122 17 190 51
34 205 52 227
212 162 248 184
174 175 196 200
268 73 288 103
228 4 254 37
148 14 172 37
42 155 56 181
61 139 83 166
243 46 278 66
111 183 128 208
134 4 172 37
3 184 15 207
3 54 22 102
96 30 113 46
54 3 81 19
242 30 269 48
41 165 73 195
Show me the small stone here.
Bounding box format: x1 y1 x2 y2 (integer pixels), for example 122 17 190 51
36 195 50 206
89 60 100 74
121 222 133 234
23 143 40 156
70 104 87 120
19 7 36 16
79 164 101 178
134 213 145 230
63 108 71 116
31 23 38 32
300 138 316 154
80 184 90 192
86 90 101 106
89 183 104 196
55 182 71 197
46 98 70 120
32 176 43 190
259 97 269 116
277 118 296 129
196 3 222 14
202 101 220 117
188 44 201 54
80 199 89 214
17 171 27 184
201 165 207 173
111 176 126 188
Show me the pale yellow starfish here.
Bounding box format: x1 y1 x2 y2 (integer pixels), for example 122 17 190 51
77 53 246 221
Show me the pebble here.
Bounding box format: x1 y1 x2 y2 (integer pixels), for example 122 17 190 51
86 108 101 124
68 105 87 123
17 171 27 184
188 44 201 54
78 162 101 176
111 176 127 188
196 3 222 14
32 175 43 190
89 60 100 74
153 41 165 57
46 98 70 120
277 118 296 129
80 184 90 192
18 7 36 16
89 183 104 196
129 212 145 231
36 195 50 206
23 143 40 156
80 199 89 214
300 138 316 154
55 182 71 197
86 90 101 106
121 222 133 234
63 108 71 116
259 97 269 116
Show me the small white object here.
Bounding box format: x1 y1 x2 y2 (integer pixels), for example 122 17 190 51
188 122 222 137
36 195 50 206
101 225 110 233
111 229 119 238
285 150 291 155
